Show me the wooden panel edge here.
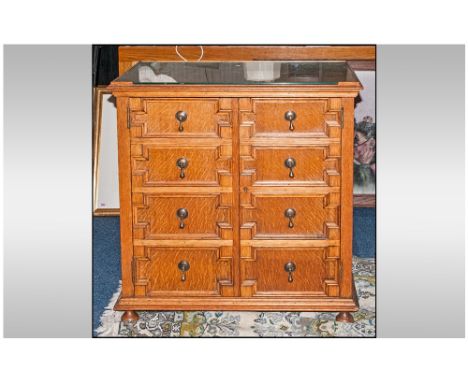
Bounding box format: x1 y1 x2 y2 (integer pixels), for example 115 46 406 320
114 295 359 312
353 194 376 207
118 45 376 75
93 208 120 217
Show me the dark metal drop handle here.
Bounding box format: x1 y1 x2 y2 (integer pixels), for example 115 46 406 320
284 110 297 131
284 262 296 283
178 260 190 282
176 208 189 229
176 157 188 179
284 157 296 178
284 208 296 228
175 110 188 132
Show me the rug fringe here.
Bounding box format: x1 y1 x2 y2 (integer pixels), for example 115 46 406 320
95 281 123 337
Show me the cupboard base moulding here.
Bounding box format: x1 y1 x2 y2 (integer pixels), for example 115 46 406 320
115 276 359 314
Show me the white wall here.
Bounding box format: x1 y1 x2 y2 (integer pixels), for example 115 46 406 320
355 70 376 123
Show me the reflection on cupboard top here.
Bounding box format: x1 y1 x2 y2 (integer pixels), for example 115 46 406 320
110 61 362 87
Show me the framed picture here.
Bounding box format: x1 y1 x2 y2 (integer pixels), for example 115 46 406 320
93 86 119 215
353 70 376 207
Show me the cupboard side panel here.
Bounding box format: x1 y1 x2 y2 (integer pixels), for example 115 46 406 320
116 96 135 297
340 97 355 298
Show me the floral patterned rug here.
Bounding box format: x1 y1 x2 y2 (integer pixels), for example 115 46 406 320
95 257 375 337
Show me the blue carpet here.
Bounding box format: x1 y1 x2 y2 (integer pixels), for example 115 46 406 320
92 208 375 332
353 207 376 258
92 216 121 333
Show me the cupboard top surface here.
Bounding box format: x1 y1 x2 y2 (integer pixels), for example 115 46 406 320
112 61 361 86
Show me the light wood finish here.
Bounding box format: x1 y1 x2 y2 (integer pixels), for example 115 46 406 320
240 193 340 240
133 247 234 297
128 98 230 138
131 145 231 186
240 246 340 297
118 45 376 75
348 60 376 71
339 97 355 298
109 84 361 98
116 97 135 298
242 98 342 138
241 144 341 186
115 277 359 311
115 298 358 311
111 48 366 319
134 239 233 247
354 194 376 207
94 208 120 217
92 87 104 215
132 193 233 240
240 239 340 247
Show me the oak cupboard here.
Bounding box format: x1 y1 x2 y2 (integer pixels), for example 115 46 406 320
108 61 362 323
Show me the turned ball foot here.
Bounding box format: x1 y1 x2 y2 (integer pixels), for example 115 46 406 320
121 310 139 323
336 312 354 323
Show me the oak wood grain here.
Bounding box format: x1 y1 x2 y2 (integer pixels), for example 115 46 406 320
339 97 355 298
133 247 234 297
116 96 134 297
354 194 376 207
128 98 230 139
241 144 340 187
115 293 359 312
244 98 342 138
132 194 232 240
108 85 362 99
118 45 375 74
241 194 340 240
112 66 360 314
240 247 337 297
131 144 232 187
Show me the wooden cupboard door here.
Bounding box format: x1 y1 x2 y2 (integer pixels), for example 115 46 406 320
133 246 234 297
241 192 340 240
131 143 232 187
240 143 340 187
132 193 232 240
240 246 340 297
239 98 343 139
128 98 232 139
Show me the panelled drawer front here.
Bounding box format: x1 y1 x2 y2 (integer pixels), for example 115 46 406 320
129 98 232 138
133 247 234 297
241 143 340 187
131 143 232 187
240 98 342 138
132 194 232 240
241 193 340 240
240 246 340 297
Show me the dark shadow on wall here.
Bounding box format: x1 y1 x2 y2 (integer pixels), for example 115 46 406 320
93 45 119 86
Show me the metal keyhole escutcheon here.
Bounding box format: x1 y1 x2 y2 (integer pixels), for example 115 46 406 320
176 157 189 179
176 208 189 229
284 157 296 178
284 262 296 283
175 110 188 132
178 260 190 282
284 208 296 228
284 110 297 131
